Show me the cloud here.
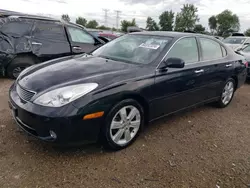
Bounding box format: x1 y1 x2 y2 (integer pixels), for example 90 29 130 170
1 0 250 31
120 0 204 5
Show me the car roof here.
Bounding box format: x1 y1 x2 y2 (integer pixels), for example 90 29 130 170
226 36 249 38
130 31 210 39
0 9 59 22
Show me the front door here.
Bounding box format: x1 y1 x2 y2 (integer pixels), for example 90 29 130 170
150 37 208 120
66 26 102 54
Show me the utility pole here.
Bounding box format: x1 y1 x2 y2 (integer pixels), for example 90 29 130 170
103 9 109 27
114 10 121 29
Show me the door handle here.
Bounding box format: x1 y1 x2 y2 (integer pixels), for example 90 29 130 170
226 64 233 67
194 69 204 74
31 42 42 45
73 46 82 50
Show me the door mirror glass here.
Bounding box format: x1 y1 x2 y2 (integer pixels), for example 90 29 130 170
163 57 185 68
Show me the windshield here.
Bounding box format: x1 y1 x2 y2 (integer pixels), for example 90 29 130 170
92 34 172 64
223 37 246 44
242 45 250 52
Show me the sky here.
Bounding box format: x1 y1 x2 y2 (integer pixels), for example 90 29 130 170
1 0 250 31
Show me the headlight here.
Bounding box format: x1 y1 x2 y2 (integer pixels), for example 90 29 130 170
34 83 98 107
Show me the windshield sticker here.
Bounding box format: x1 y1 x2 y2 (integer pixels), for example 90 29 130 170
139 43 160 50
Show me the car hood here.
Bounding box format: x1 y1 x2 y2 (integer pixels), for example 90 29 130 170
18 55 146 93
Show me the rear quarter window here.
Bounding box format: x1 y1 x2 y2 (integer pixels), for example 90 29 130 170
33 21 67 41
0 20 33 37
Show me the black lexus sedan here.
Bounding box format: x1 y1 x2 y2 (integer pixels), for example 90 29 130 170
9 32 247 150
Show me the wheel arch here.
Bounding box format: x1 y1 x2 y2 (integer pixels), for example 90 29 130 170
120 93 150 123
231 75 238 90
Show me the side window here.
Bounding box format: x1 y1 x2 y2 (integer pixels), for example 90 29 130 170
246 38 250 44
1 21 33 36
167 37 199 63
242 45 250 52
200 38 223 60
221 45 227 57
33 21 67 41
67 27 95 44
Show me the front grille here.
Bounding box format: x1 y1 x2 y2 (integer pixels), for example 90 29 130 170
16 84 36 101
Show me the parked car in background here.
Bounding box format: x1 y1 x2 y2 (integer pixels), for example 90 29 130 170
0 11 105 78
87 29 119 43
9 31 247 150
235 44 250 79
214 36 223 40
223 36 250 51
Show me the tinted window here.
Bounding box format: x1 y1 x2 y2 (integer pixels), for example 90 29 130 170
68 27 95 44
33 21 66 41
167 37 199 63
221 46 227 56
200 38 223 60
1 21 33 36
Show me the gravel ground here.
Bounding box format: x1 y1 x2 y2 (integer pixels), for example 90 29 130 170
0 78 250 188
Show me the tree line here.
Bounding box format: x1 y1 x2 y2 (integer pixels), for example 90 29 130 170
61 14 117 31
61 4 250 37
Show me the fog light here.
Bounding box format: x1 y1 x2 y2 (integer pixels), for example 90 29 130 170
49 130 57 139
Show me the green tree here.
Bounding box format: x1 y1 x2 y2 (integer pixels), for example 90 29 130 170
175 4 199 31
61 14 70 22
244 28 250 37
121 19 137 32
174 13 185 31
159 11 174 31
208 16 217 35
216 10 240 37
97 25 111 30
146 17 159 31
86 20 99 29
193 24 206 33
76 17 87 27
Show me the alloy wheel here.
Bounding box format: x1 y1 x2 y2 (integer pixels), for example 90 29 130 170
221 81 234 105
110 105 141 146
13 67 26 78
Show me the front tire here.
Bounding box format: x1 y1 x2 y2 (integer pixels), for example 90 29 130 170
7 56 37 79
216 78 235 108
102 99 144 150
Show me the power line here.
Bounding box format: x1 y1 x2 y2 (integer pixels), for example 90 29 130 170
114 10 122 29
103 9 109 27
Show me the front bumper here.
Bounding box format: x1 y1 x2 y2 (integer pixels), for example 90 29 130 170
9 84 103 145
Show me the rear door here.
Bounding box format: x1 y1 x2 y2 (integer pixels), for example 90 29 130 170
66 26 102 54
198 37 234 98
151 37 210 119
31 21 71 62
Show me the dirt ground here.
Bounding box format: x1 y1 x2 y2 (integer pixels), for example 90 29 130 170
0 78 250 188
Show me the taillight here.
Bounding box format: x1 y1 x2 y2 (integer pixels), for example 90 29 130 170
245 61 248 67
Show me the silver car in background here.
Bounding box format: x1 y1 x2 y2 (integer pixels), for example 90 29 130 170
223 36 250 51
236 45 250 80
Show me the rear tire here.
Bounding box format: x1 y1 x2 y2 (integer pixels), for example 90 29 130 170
7 55 37 79
216 78 236 108
101 99 144 150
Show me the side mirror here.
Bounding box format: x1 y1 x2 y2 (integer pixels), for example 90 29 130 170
163 57 185 69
